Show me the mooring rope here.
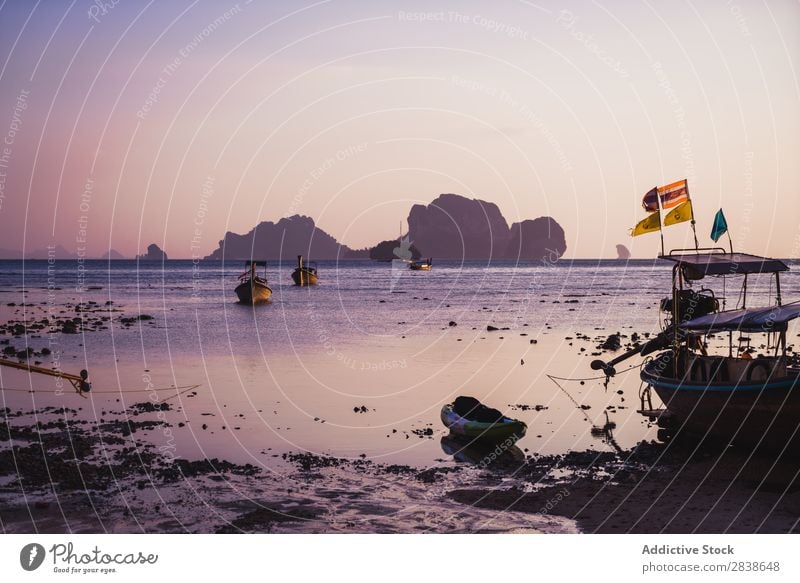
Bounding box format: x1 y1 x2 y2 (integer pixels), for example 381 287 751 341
545 363 639 425
546 362 640 383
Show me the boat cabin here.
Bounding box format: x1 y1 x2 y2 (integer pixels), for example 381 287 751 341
657 249 797 370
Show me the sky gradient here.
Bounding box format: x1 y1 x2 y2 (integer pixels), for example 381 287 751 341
0 0 798 258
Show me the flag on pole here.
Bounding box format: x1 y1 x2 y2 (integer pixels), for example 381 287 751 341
631 211 662 236
710 208 728 242
663 200 693 226
657 179 689 209
642 187 659 212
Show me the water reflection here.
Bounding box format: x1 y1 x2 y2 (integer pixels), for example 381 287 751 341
440 434 525 469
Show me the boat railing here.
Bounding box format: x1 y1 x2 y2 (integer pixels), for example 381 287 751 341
665 246 727 257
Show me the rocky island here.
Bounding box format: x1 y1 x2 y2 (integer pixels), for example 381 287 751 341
204 194 566 263
137 243 168 261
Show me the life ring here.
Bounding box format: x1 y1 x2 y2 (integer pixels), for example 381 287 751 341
746 360 771 382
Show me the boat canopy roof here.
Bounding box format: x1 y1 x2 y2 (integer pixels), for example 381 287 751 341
679 303 800 333
659 252 788 276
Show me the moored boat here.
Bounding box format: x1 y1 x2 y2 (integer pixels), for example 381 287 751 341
291 255 318 286
593 249 800 452
235 260 272 304
591 185 800 452
409 257 432 271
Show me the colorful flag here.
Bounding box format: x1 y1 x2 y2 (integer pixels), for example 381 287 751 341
710 208 728 242
663 200 693 226
631 211 661 236
657 179 689 209
642 187 659 212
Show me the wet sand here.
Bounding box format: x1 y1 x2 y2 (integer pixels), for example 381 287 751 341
449 440 800 534
3 398 799 533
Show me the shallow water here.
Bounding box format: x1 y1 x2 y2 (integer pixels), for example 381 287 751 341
1 258 798 468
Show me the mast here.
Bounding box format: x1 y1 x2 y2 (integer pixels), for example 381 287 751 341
671 264 680 377
686 179 699 251
655 186 665 256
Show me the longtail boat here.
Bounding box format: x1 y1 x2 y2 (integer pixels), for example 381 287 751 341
235 260 272 304
592 248 800 452
291 255 318 286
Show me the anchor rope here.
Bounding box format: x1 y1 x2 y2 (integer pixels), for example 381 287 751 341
546 363 640 383
546 364 640 425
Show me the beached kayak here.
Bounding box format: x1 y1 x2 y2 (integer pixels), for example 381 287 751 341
440 403 526 442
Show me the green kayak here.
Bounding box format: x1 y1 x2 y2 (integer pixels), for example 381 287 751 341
441 403 527 442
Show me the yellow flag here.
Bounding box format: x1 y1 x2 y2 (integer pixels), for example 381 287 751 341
631 211 661 236
663 200 693 226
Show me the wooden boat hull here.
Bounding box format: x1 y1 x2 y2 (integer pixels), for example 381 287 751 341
409 263 431 271
440 404 526 442
291 268 318 286
235 279 272 304
642 353 800 452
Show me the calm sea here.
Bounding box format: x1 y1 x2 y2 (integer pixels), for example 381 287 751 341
1 258 797 465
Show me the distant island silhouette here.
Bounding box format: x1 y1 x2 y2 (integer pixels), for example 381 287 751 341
137 243 167 261
102 249 126 260
369 238 422 262
407 194 566 261
204 193 566 262
0 194 566 261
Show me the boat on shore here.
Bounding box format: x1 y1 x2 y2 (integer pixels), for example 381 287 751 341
291 255 318 286
441 396 526 442
235 260 272 304
409 258 432 271
593 249 800 452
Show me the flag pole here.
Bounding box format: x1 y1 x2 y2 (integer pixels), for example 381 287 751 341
686 179 699 251
726 227 734 254
655 185 665 256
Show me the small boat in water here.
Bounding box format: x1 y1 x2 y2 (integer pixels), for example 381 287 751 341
409 257 432 271
235 260 272 304
441 396 526 442
291 255 318 286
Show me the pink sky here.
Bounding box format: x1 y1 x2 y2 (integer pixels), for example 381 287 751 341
0 0 798 258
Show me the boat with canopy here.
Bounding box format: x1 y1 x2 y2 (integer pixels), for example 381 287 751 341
595 249 800 451
591 182 799 451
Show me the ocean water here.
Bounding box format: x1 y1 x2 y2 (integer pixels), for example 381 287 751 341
1 258 798 466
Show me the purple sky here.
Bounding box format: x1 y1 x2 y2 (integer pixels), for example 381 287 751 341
0 0 798 258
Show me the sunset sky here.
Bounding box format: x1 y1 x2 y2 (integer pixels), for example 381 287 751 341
0 0 798 258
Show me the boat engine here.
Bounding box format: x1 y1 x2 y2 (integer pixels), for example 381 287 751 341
659 289 718 320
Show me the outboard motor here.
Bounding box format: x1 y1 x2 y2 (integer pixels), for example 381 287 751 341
659 289 718 320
